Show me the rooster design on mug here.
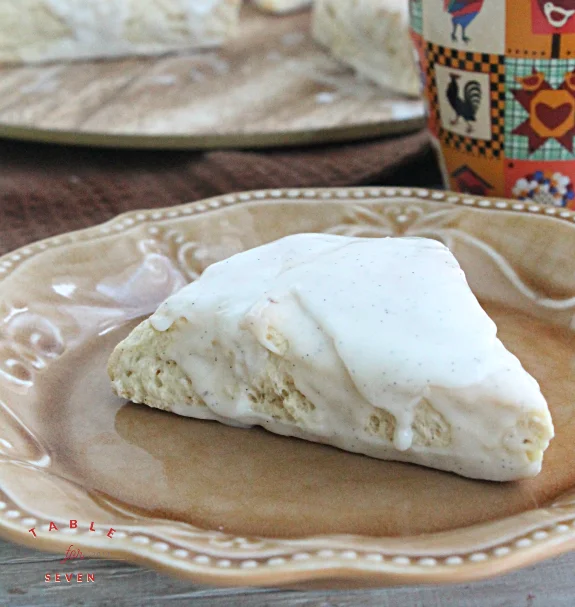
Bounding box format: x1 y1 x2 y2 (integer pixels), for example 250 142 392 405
446 74 482 133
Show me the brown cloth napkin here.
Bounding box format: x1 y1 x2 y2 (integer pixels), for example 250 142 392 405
0 130 436 256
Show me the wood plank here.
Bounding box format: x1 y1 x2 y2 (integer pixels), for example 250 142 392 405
0 539 573 606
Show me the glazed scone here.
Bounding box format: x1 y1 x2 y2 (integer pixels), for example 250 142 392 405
312 0 420 97
109 234 554 482
0 0 241 65
252 0 312 14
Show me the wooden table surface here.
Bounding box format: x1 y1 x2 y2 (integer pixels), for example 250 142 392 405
0 538 573 606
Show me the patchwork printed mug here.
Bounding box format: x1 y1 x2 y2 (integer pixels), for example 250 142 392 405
409 0 575 208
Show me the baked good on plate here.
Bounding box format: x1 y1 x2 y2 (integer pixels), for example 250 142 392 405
108 234 554 481
0 0 242 65
312 0 421 97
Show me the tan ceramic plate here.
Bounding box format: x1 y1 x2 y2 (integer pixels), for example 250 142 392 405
0 8 423 150
0 188 574 588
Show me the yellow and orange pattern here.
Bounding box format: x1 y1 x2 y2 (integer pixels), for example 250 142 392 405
411 0 575 205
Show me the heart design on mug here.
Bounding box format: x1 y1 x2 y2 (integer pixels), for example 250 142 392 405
511 80 575 151
535 102 573 130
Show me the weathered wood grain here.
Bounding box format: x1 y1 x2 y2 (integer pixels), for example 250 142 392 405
0 539 572 607
0 7 424 149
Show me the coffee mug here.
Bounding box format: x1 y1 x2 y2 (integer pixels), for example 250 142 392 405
409 0 575 209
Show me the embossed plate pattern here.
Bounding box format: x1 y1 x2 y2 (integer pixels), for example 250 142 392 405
0 188 574 588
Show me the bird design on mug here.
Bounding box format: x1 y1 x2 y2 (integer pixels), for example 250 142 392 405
537 0 575 28
443 0 485 43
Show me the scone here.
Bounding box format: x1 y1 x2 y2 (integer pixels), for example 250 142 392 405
109 234 554 481
0 0 242 65
252 0 312 14
312 0 421 97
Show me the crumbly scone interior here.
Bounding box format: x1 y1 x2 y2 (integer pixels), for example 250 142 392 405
110 317 455 451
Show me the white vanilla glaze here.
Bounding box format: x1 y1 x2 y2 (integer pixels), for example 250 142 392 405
45 0 131 54
0 0 239 64
150 234 554 481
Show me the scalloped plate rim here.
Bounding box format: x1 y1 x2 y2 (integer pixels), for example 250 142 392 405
0 187 574 588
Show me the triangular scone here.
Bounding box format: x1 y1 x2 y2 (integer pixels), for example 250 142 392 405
312 0 421 97
108 234 554 481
